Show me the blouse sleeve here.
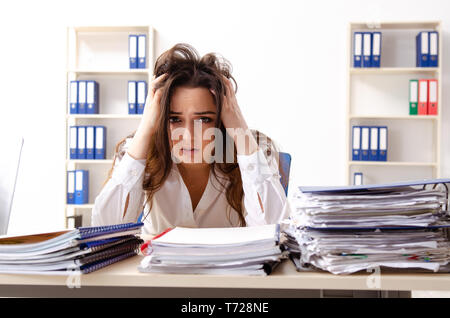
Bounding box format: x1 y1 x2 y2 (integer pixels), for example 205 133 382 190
237 146 291 226
91 138 146 226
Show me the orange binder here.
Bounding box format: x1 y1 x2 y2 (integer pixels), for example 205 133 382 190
417 79 428 115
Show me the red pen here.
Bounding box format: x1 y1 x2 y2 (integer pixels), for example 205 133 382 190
140 227 173 255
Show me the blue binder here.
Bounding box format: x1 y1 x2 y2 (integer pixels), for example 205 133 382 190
352 126 361 161
69 126 78 160
429 31 438 67
371 32 382 67
353 172 363 186
128 81 137 114
70 81 78 114
74 170 89 204
137 81 147 114
353 32 363 68
78 81 87 114
77 126 86 159
67 170 75 204
95 126 106 159
86 126 95 160
362 32 372 67
416 31 429 67
86 81 99 114
129 35 138 69
378 126 388 161
369 126 379 161
138 34 147 69
360 126 370 161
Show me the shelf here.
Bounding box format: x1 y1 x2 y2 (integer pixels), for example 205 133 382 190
66 204 95 209
67 69 150 75
64 25 154 228
67 114 143 119
350 21 441 30
349 115 438 120
350 67 439 75
349 161 437 167
67 159 114 164
73 25 151 33
346 21 442 184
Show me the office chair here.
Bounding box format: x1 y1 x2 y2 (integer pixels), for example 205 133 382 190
0 135 24 235
278 152 291 196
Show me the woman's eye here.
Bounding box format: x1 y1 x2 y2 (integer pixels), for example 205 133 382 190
199 117 213 124
169 117 181 123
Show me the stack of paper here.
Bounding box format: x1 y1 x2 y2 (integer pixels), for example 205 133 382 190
138 224 285 276
284 179 450 274
0 223 144 275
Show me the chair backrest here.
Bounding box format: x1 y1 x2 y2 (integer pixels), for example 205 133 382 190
278 152 291 196
0 135 24 235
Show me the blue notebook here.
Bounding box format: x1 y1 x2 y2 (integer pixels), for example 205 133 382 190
77 222 144 240
81 250 138 274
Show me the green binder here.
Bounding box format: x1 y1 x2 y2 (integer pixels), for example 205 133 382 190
409 79 418 115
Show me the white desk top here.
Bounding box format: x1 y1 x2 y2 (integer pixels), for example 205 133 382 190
0 254 449 291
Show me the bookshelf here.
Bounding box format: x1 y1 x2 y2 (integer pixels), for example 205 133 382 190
64 25 154 228
346 21 442 185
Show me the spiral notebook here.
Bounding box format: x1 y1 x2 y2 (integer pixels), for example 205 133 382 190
0 223 144 255
0 237 143 272
0 223 144 275
0 236 142 263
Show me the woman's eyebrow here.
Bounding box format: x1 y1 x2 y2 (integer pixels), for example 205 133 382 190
194 111 216 115
169 111 216 115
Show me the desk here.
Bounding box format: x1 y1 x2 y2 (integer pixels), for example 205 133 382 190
0 254 448 297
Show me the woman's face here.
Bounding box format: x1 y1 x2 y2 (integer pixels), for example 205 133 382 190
168 86 218 164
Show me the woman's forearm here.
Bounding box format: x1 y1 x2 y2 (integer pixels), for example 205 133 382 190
127 127 152 160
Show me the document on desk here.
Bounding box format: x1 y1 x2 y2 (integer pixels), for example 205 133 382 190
138 224 287 276
283 178 450 274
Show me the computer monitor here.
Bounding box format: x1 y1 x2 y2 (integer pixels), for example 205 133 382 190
0 136 23 235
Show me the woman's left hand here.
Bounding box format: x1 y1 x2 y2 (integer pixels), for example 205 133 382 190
210 75 258 155
215 75 247 130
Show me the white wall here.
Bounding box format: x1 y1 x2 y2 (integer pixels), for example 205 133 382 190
1 0 449 234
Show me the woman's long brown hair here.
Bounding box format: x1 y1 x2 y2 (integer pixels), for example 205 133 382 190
105 43 280 226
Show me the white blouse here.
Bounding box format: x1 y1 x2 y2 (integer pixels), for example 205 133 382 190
91 138 291 236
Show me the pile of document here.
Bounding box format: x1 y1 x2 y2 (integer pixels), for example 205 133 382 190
0 223 144 275
138 224 286 276
284 179 450 274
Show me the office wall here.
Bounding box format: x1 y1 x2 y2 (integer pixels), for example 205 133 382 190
0 0 449 234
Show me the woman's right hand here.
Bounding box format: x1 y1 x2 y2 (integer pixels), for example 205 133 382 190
128 73 168 160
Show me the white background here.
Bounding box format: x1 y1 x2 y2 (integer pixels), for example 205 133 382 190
0 0 449 235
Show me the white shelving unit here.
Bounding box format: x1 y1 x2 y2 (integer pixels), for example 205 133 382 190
64 25 154 228
346 21 442 185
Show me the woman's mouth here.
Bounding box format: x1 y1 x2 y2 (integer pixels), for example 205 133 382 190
181 148 199 154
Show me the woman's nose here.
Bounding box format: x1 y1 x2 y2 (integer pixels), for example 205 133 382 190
182 120 203 142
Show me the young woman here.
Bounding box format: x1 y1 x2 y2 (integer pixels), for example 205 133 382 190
91 43 290 236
